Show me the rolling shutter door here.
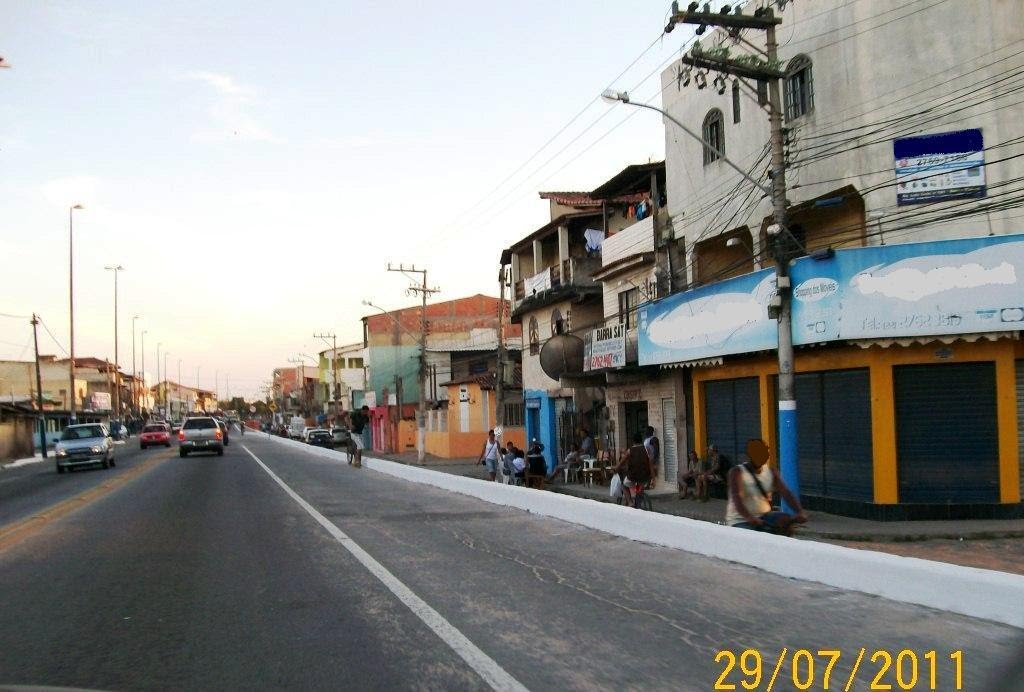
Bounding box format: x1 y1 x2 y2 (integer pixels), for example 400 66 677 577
1018 361 1024 502
821 370 873 502
704 377 761 464
795 374 824 496
895 362 999 503
661 398 678 484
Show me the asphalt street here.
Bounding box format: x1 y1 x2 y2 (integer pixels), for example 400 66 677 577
1 431 1022 691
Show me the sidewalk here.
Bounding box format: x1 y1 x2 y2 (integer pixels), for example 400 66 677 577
376 449 1024 575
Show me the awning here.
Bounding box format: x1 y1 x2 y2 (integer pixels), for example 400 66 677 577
850 332 1019 349
659 357 724 369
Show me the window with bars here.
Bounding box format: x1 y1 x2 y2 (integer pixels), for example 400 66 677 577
503 401 525 427
528 316 540 355
702 108 724 165
784 54 814 121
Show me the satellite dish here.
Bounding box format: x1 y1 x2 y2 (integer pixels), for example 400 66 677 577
539 334 585 380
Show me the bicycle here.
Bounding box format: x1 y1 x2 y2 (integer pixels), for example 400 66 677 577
618 479 653 510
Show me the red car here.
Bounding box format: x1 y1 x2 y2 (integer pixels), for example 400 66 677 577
140 423 171 449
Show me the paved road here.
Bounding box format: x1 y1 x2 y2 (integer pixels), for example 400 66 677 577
1 432 1022 691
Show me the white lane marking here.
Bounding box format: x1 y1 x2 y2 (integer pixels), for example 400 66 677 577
241 445 527 692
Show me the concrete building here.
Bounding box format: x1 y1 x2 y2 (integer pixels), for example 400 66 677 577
618 0 1024 517
315 342 367 419
504 178 661 471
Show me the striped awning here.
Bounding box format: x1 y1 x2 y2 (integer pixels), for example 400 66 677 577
850 331 1019 349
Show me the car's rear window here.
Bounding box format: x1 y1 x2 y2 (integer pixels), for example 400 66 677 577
143 425 166 433
62 425 104 440
183 418 216 430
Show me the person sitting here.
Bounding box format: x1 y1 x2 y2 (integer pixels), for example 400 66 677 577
726 439 808 535
525 439 547 487
547 443 582 482
696 444 724 502
678 449 700 499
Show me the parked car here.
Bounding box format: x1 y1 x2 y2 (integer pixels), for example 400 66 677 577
300 426 317 442
330 427 351 446
140 423 171 449
307 429 334 448
55 423 115 473
170 420 183 434
288 418 307 439
178 416 224 457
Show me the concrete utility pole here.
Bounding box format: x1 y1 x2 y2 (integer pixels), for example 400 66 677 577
386 264 440 464
665 3 800 506
314 332 338 418
495 266 508 430
68 204 83 420
31 314 47 458
104 265 124 420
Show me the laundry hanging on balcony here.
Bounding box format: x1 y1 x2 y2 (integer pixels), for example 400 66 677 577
584 228 605 256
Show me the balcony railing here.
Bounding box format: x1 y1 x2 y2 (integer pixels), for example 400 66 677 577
514 256 602 304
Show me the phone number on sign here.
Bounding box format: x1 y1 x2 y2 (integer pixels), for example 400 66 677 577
714 648 964 691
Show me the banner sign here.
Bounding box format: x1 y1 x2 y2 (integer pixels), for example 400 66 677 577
790 234 1024 343
638 268 777 366
90 392 111 411
894 129 985 205
584 323 626 371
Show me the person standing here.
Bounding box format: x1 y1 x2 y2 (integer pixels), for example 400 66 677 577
349 405 371 466
579 427 596 458
643 425 660 483
478 429 501 481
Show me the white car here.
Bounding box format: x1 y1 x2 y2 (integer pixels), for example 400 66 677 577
300 426 317 442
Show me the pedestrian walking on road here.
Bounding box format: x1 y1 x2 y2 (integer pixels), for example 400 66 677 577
349 405 370 467
726 439 808 535
479 429 501 481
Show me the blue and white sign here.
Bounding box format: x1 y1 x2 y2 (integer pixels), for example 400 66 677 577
790 234 1024 343
638 268 777 366
894 129 985 205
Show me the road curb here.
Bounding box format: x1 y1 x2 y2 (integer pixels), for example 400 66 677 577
256 433 1024 629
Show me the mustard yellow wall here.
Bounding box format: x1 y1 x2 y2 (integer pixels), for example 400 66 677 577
426 431 450 457
398 420 417 451
690 339 1021 505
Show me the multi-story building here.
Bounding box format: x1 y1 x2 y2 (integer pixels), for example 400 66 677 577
622 0 1024 517
315 342 367 417
503 176 661 471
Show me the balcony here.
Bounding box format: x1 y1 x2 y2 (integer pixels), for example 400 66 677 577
602 216 655 267
514 256 603 305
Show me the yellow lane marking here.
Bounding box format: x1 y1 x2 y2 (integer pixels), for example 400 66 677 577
0 453 170 552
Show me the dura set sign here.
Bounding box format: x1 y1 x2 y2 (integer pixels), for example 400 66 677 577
584 323 627 371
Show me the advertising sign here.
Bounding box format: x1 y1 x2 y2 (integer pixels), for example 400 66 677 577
90 391 112 411
894 129 985 205
638 268 777 366
584 323 627 371
790 233 1024 343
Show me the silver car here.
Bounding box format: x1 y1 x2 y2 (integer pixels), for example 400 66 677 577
55 423 115 474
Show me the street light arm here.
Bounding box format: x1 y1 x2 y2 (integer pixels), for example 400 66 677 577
606 94 774 197
362 300 424 346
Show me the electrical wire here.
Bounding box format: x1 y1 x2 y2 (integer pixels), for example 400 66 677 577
38 318 69 357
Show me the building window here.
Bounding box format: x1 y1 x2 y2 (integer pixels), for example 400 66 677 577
702 108 724 165
469 359 488 375
551 308 565 335
347 357 364 369
784 54 814 121
504 402 525 427
529 316 540 355
618 287 640 329
732 81 741 123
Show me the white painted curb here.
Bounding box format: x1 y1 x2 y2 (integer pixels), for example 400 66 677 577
256 432 1024 629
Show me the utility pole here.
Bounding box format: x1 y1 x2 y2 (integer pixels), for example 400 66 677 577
314 332 338 418
31 314 47 458
495 266 508 430
104 265 124 421
667 3 800 506
386 264 440 464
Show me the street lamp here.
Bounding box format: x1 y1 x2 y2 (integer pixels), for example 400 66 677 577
104 265 125 420
140 330 147 415
68 203 84 420
132 315 141 415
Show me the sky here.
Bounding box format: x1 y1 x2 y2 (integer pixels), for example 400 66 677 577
0 0 691 399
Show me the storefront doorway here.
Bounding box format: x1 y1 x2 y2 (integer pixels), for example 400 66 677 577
623 401 648 447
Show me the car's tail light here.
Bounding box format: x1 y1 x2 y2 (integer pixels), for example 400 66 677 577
178 431 185 441
215 430 223 440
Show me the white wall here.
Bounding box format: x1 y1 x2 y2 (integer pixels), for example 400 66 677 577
661 0 1024 257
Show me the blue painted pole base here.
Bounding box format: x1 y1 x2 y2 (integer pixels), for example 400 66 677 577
778 401 799 514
